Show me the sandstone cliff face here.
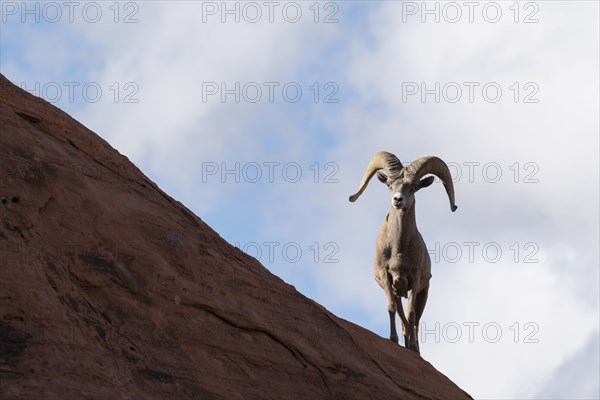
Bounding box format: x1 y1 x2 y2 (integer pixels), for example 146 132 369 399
0 74 471 399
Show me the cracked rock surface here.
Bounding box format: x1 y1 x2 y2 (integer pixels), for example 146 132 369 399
0 74 472 400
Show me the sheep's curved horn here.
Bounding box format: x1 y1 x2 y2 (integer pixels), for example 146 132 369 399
405 156 457 212
349 151 403 202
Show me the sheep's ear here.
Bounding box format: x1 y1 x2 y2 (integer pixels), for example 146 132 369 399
417 176 435 190
377 171 389 185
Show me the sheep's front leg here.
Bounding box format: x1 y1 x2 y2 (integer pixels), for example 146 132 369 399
395 296 409 348
405 290 420 353
383 272 399 343
388 306 399 344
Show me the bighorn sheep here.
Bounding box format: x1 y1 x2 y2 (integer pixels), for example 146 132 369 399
349 151 457 353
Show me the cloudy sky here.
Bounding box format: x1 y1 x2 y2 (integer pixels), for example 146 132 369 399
2 1 599 398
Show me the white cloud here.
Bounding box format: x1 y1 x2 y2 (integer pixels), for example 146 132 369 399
536 330 600 399
63 2 345 217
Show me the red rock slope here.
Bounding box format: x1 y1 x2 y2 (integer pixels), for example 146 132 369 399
0 74 472 399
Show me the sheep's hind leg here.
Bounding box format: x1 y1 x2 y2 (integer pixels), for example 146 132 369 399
412 285 429 354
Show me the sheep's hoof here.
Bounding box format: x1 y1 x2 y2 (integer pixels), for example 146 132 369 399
407 343 420 354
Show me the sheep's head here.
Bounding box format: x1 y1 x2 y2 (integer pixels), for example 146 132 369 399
376 170 435 210
348 151 458 212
